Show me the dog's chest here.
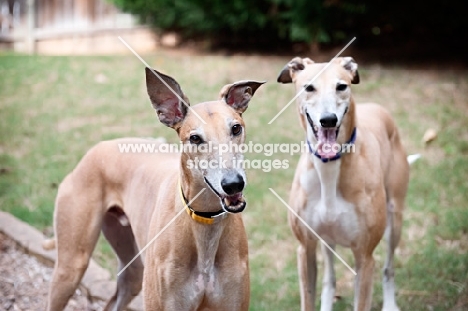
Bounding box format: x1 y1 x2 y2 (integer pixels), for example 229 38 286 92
300 163 360 247
186 228 229 305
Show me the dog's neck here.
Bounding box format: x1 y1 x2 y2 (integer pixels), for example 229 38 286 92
179 166 227 273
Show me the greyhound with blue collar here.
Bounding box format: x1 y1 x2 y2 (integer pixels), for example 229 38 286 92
46 67 264 310
278 56 412 311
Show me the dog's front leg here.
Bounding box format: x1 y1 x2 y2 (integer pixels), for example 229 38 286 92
143 249 199 310
352 251 375 311
320 243 336 311
297 239 318 311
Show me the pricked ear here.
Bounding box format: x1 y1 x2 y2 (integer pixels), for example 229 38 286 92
145 67 190 128
219 80 265 114
277 57 313 84
340 57 360 84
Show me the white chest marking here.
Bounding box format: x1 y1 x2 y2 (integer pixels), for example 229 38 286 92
190 228 223 300
194 271 216 292
300 157 359 247
195 274 205 292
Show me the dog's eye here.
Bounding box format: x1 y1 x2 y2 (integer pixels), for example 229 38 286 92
336 84 348 91
232 124 242 136
304 84 315 92
189 135 203 145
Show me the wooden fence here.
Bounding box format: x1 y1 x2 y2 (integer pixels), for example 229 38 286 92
0 0 155 54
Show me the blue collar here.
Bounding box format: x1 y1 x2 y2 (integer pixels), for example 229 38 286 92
307 127 357 163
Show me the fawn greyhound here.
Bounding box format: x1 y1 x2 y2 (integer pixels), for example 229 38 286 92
277 57 410 311
45 67 264 310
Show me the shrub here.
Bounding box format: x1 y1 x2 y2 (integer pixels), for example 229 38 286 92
111 0 466 53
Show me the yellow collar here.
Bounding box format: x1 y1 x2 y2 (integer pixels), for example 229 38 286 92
178 180 227 225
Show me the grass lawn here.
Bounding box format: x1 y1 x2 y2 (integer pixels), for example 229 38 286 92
0 51 467 310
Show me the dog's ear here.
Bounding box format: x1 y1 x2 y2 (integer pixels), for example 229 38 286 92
145 67 190 128
277 57 313 84
219 80 265 114
340 57 360 84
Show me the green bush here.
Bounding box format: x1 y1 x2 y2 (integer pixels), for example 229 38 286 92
111 0 365 46
111 0 466 52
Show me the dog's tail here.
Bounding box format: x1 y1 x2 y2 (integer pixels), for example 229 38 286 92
407 154 421 165
42 238 56 250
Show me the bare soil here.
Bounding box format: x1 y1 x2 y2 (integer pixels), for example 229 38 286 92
0 232 105 311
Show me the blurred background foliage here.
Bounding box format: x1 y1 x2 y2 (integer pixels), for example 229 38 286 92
111 0 467 56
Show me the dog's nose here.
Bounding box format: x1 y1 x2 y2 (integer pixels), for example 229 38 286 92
221 174 245 195
320 113 338 128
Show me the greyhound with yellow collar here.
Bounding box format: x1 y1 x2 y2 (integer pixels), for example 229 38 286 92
45 67 264 310
278 56 413 311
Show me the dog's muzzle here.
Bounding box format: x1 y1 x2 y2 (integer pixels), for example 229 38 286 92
204 177 246 213
306 112 340 159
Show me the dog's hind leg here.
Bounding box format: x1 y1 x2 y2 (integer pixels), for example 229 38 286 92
47 185 103 311
102 207 143 311
382 199 403 311
320 243 336 311
382 149 407 311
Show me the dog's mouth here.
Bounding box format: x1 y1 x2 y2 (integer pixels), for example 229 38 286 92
306 112 340 159
204 177 246 214
222 193 246 213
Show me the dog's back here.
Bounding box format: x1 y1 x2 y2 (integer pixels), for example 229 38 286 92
56 137 179 245
356 103 410 201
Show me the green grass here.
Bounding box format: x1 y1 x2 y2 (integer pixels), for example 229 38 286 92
1 52 467 310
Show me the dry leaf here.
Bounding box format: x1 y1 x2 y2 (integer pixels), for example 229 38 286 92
423 128 437 143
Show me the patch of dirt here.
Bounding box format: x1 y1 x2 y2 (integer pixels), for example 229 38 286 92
0 232 105 311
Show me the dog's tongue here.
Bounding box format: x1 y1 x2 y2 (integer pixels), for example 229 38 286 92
317 128 337 158
224 193 242 206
